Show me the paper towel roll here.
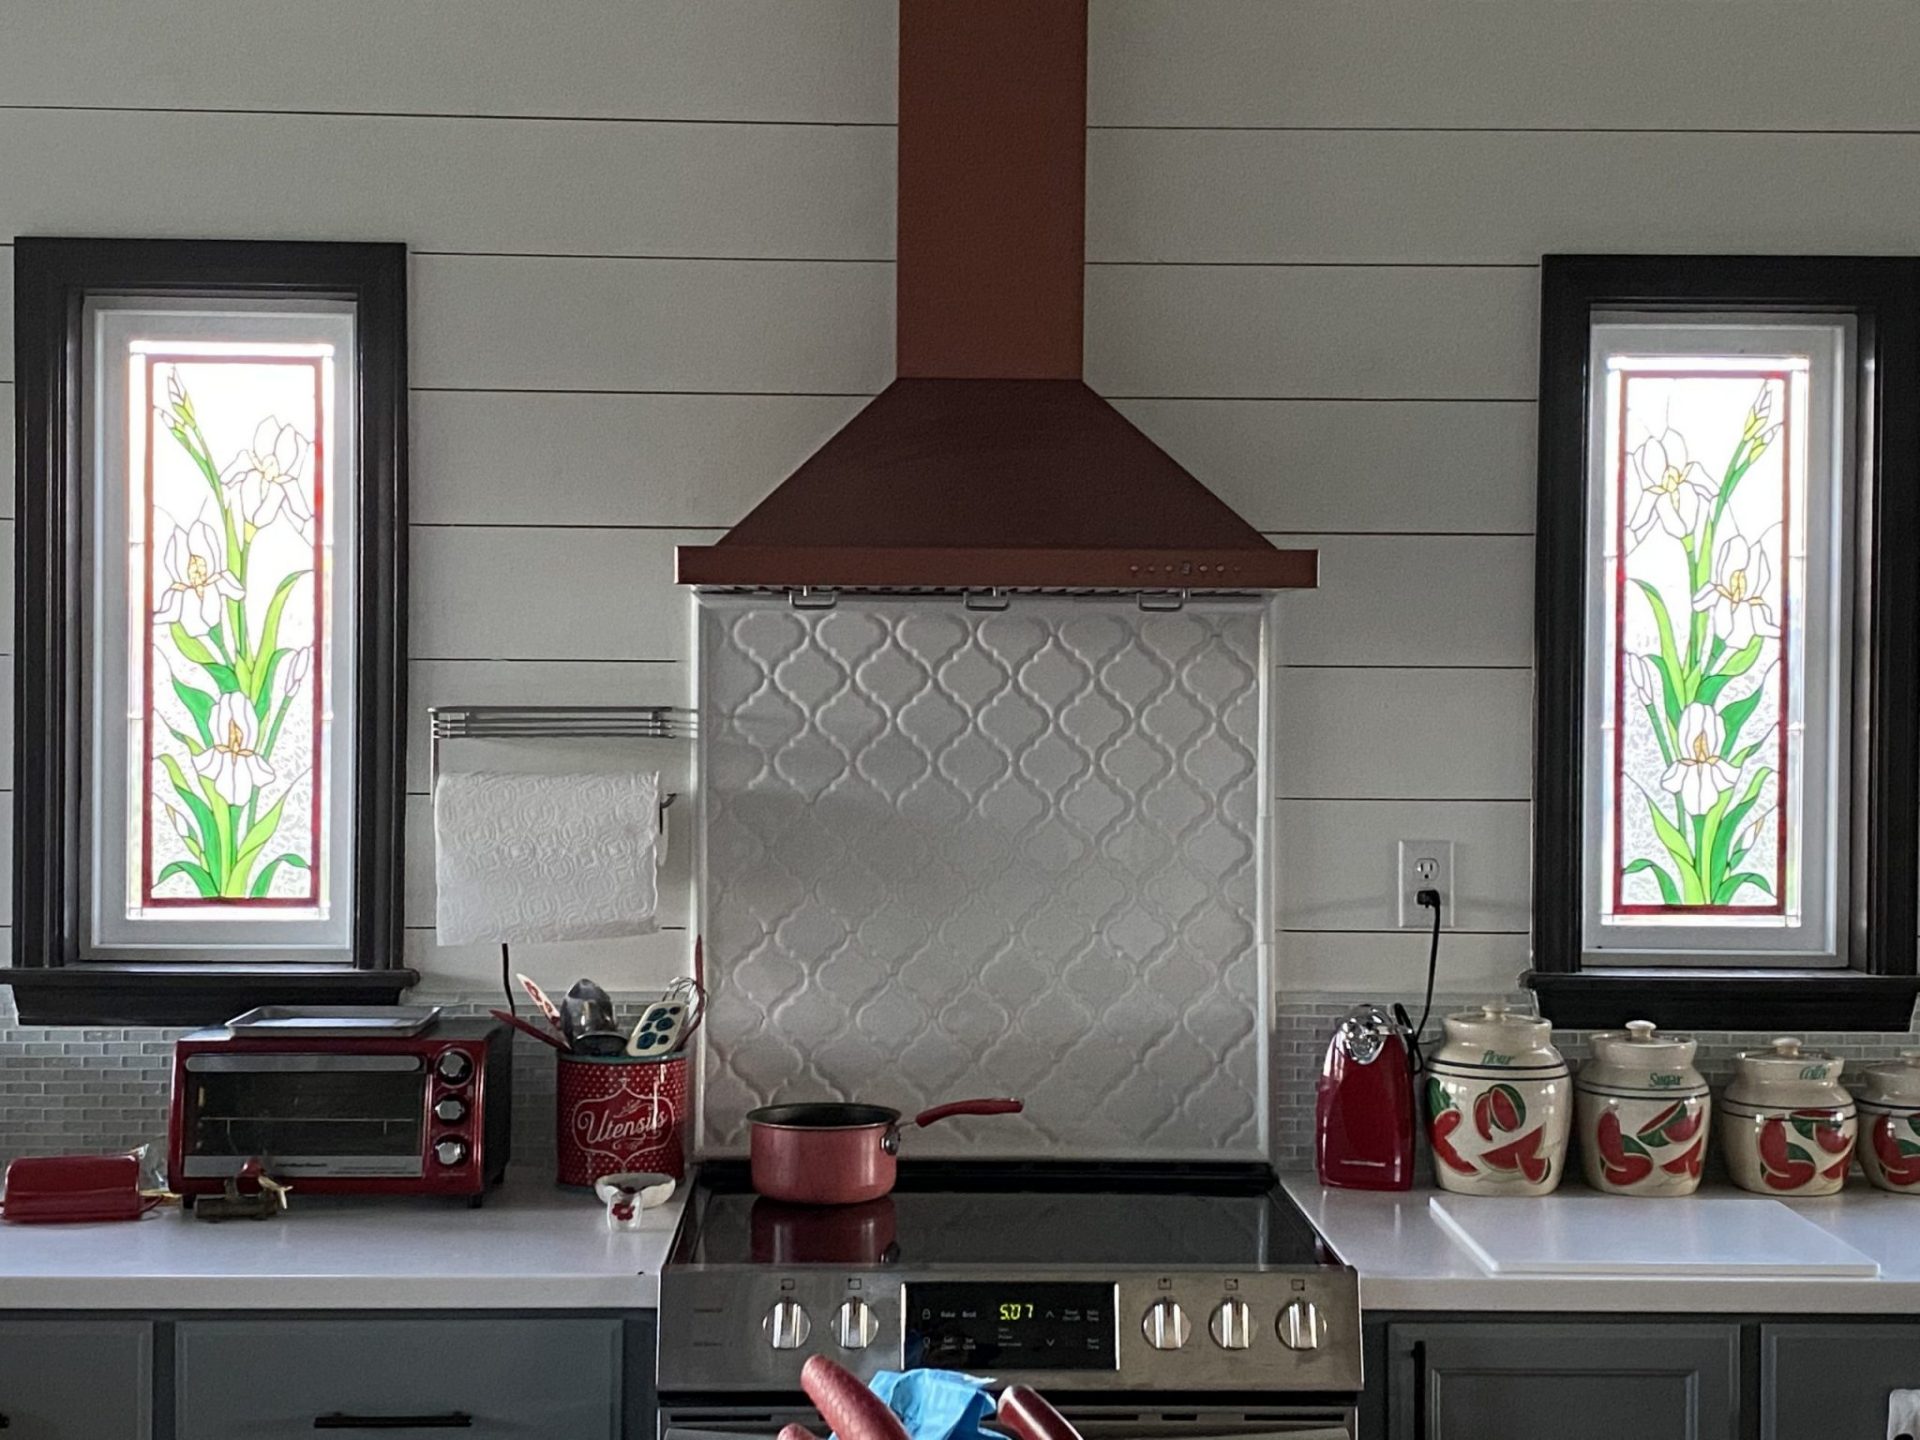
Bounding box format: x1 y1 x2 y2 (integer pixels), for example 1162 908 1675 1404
434 770 661 945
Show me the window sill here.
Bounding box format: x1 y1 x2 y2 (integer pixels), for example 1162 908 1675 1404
1526 968 1920 1033
1 965 420 1027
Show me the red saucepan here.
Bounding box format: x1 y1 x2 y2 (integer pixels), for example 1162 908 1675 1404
746 1097 1024 1205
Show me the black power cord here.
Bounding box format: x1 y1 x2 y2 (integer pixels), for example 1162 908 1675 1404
1393 888 1444 1075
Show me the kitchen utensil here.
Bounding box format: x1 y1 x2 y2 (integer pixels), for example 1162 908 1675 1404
224 1005 442 1037
1424 1003 1570 1196
749 1195 900 1266
593 1170 676 1228
561 977 617 1045
1 1152 168 1223
489 1008 570 1052
1722 1037 1856 1195
1428 1193 1879 1276
626 997 692 1057
191 1157 291 1223
1314 1003 1415 1191
1858 1052 1920 1192
746 1097 1024 1205
1574 1019 1710 1196
517 973 565 1031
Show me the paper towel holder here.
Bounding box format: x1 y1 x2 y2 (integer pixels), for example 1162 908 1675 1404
427 704 696 825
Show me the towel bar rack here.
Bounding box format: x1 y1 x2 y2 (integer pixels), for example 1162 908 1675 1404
427 704 696 801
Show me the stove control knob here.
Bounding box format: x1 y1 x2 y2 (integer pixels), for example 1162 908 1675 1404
1142 1298 1190 1350
434 1096 467 1124
1209 1298 1252 1351
435 1049 473 1084
1276 1299 1324 1352
765 1299 812 1350
433 1138 467 1167
832 1298 880 1350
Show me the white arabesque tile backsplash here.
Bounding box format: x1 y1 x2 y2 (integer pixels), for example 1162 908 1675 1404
696 595 1271 1160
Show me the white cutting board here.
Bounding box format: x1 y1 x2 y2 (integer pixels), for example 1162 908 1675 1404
1430 1194 1881 1277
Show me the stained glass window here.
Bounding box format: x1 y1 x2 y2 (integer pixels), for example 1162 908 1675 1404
86 302 357 956
1585 318 1850 963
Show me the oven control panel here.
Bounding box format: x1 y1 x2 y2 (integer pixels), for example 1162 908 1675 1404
659 1269 1362 1395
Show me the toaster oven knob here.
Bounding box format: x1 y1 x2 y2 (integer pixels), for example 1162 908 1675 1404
1142 1298 1190 1350
764 1299 811 1350
433 1097 467 1124
831 1298 879 1350
435 1049 473 1084
433 1138 468 1167
1277 1299 1324 1352
1209 1298 1252 1350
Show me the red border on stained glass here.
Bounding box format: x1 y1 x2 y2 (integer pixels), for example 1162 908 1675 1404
139 352 326 909
1610 367 1792 918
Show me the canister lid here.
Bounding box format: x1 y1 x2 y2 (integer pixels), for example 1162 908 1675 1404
1733 1035 1843 1078
1442 1000 1552 1038
1588 1018 1697 1065
1861 1051 1920 1105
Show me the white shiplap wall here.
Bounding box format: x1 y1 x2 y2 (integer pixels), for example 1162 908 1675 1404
3 0 1919 1000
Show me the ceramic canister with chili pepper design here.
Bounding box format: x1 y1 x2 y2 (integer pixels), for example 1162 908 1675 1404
1425 1003 1571 1196
1574 1020 1711 1195
1720 1037 1855 1196
1856 1053 1920 1193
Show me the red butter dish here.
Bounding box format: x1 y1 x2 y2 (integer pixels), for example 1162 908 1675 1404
2 1152 160 1223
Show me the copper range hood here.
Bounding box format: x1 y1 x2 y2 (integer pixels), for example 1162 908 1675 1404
676 0 1316 596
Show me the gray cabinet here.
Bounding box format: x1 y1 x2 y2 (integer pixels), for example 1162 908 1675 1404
1385 1321 1740 1440
1762 1323 1920 1439
0 1320 153 1440
175 1317 623 1439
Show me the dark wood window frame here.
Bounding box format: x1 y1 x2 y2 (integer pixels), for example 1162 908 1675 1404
1530 254 1920 1032
6 238 413 1024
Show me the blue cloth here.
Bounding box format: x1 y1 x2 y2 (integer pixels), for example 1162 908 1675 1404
863 1370 998 1440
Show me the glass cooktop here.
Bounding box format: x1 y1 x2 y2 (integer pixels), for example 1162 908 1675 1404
669 1162 1337 1270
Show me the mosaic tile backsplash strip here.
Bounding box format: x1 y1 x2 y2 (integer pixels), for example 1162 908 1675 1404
7 986 1920 1176
696 595 1272 1160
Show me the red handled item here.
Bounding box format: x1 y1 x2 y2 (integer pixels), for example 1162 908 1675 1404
915 1098 1025 1126
999 1386 1086 1440
747 1095 1025 1205
799 1356 911 1440
2 1153 160 1223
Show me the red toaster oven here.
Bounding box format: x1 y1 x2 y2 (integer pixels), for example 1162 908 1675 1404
168 1016 512 1203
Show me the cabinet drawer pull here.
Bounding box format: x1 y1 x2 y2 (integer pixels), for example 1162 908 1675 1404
313 1413 474 1430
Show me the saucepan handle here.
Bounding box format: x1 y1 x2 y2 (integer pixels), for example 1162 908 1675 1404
913 1098 1024 1127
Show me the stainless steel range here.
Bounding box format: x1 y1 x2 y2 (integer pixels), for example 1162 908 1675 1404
658 1164 1362 1440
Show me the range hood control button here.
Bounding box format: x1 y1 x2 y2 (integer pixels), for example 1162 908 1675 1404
1209 1298 1252 1350
765 1299 812 1350
1142 1299 1189 1350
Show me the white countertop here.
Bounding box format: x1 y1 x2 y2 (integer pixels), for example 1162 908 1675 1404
0 1169 685 1311
1284 1173 1920 1314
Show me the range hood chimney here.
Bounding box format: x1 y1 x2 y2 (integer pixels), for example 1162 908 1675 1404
676 0 1316 595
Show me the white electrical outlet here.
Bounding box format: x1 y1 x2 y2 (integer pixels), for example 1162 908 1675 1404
1397 839 1455 928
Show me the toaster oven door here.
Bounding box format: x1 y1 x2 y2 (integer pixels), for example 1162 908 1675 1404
178 1054 428 1178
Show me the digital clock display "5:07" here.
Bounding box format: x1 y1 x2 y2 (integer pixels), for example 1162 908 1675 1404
905 1283 1117 1372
